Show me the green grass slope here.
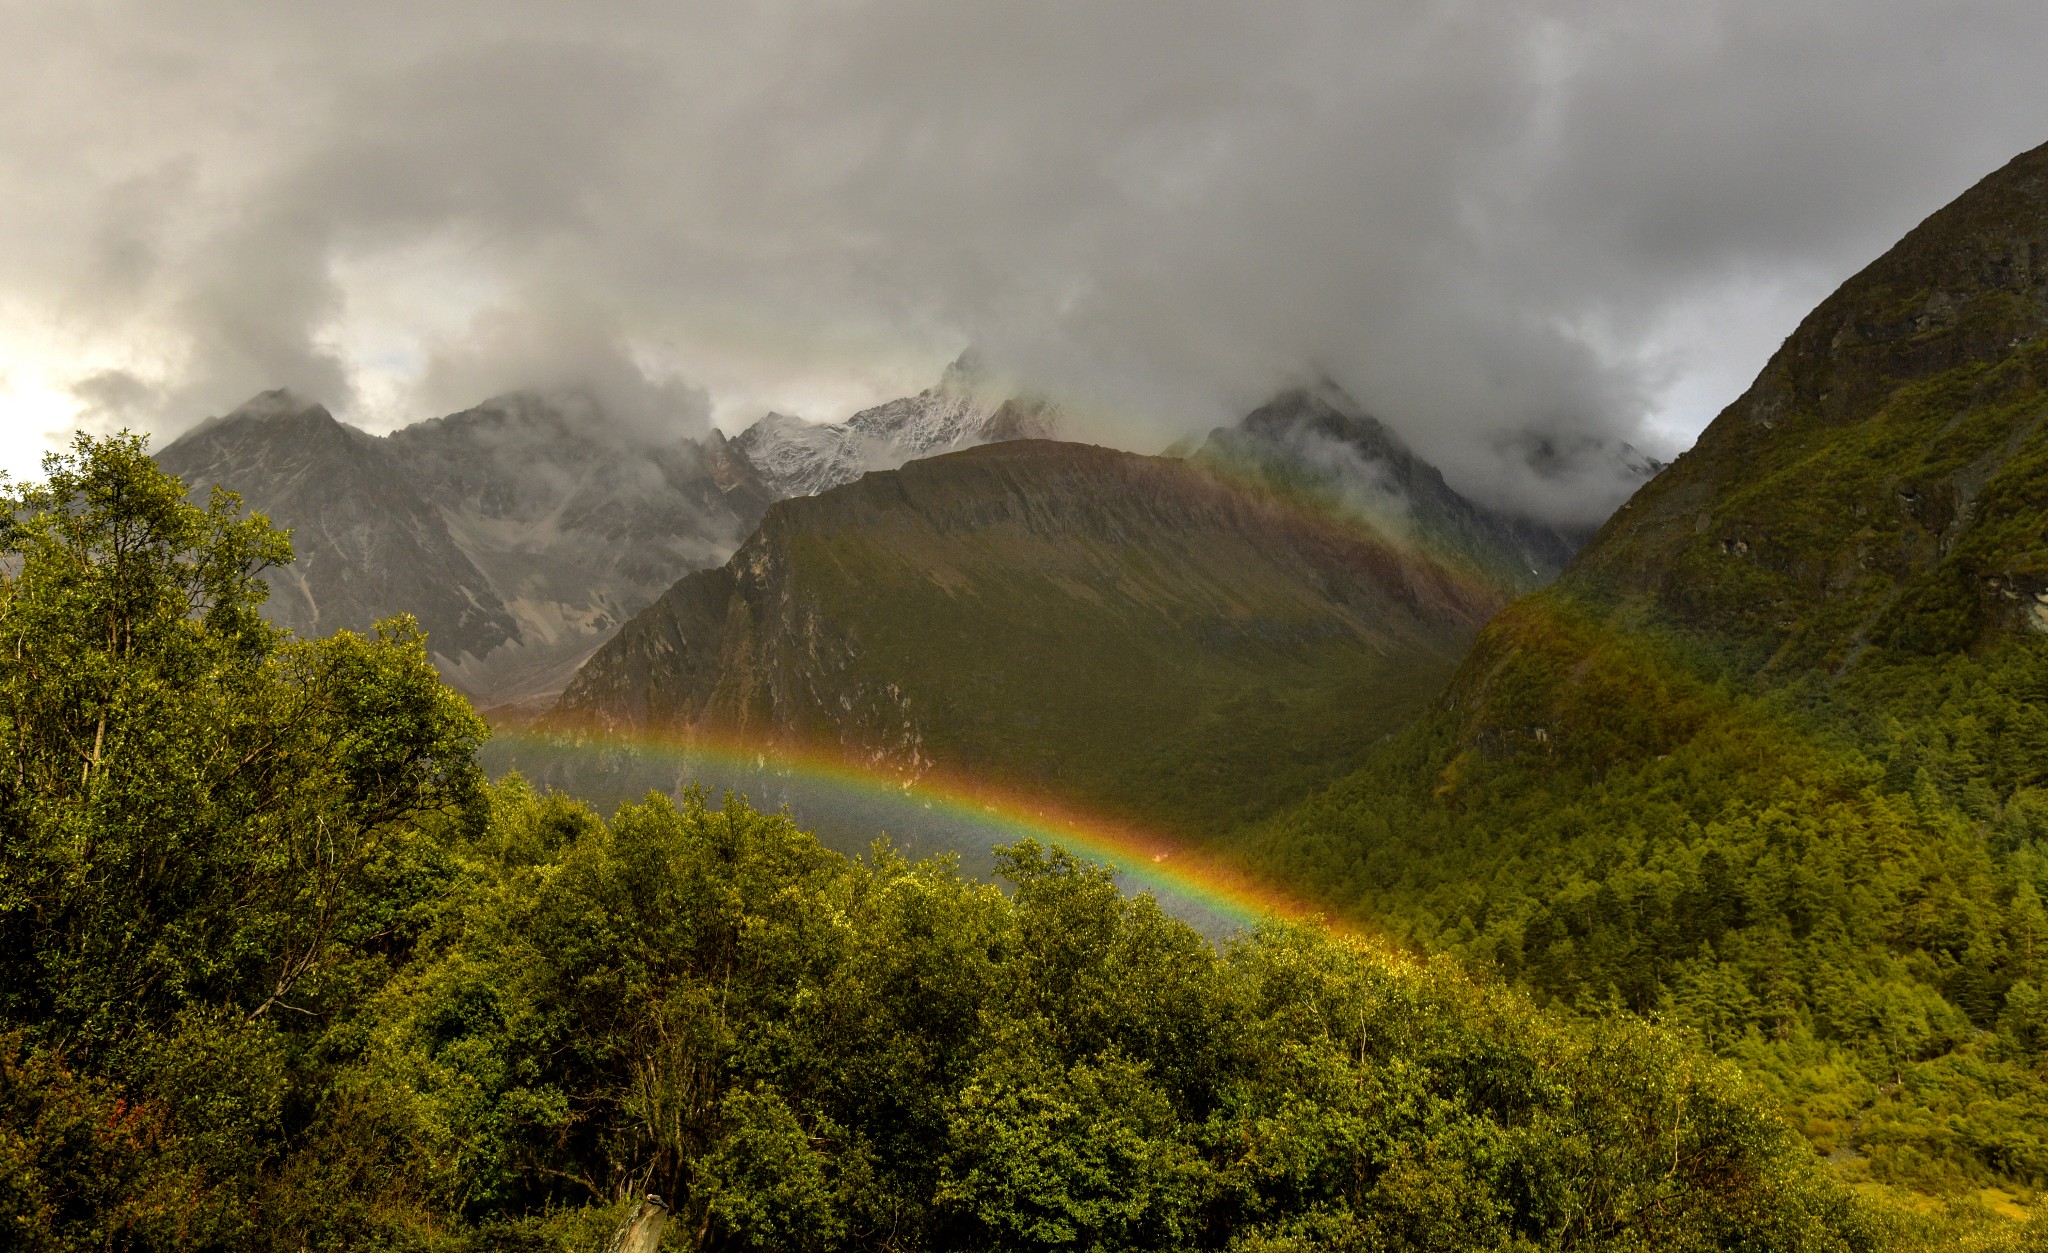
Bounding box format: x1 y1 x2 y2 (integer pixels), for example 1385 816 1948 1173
1251 140 2048 1208
556 439 1512 840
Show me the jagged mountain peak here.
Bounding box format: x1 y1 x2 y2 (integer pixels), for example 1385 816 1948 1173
1507 430 1665 482
1233 382 1417 466
1197 384 1587 590
158 385 771 714
174 388 359 449
156 391 520 668
936 346 986 394
224 387 331 423
746 409 816 435
399 387 700 454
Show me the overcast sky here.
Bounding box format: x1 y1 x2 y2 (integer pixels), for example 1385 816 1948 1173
2 1 2046 521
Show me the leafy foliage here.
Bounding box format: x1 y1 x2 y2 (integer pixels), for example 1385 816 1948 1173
0 434 484 1246
344 784 1864 1252
0 433 486 1054
0 435 1878 1250
1251 595 2048 1195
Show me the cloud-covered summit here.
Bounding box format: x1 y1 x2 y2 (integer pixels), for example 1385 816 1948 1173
3 1 2048 523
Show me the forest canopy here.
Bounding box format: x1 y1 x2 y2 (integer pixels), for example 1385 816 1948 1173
0 435 1995 1251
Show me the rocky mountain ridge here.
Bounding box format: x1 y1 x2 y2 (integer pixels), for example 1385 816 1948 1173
158 390 770 712
156 358 1054 710
155 391 523 663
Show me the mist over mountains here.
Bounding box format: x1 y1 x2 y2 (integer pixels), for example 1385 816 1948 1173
159 391 760 711
157 350 1642 737
1193 384 1608 592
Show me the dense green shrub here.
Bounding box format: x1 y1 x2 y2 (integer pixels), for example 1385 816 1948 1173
1250 589 2048 1201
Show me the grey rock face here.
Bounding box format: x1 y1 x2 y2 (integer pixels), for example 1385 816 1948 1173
386 392 772 710
155 391 521 662
158 388 770 713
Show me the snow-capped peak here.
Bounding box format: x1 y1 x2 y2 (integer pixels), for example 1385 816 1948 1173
733 355 1056 499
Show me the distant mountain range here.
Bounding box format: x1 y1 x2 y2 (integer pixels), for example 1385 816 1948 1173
159 334 1652 835
159 351 1617 734
156 354 1049 711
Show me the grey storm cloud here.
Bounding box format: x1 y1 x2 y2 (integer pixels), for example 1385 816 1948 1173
2 0 2047 522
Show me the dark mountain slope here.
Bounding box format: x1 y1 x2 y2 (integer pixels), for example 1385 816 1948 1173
1253 140 2048 1201
1569 137 2048 671
555 439 1510 837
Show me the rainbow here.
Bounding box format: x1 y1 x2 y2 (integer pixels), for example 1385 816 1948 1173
466 415 1529 940
488 722 1353 936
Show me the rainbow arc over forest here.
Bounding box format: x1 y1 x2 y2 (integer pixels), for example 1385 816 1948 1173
474 442 1536 939
493 721 1354 935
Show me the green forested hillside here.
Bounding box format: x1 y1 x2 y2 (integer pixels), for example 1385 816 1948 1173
0 440 1910 1249
1251 141 2048 1206
555 439 1504 840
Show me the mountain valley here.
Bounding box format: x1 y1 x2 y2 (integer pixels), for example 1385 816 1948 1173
19 2 2048 1245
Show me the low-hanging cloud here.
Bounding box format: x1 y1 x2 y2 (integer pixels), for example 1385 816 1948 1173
2 0 2047 522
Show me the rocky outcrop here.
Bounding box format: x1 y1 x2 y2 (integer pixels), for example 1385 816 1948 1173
155 392 521 662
